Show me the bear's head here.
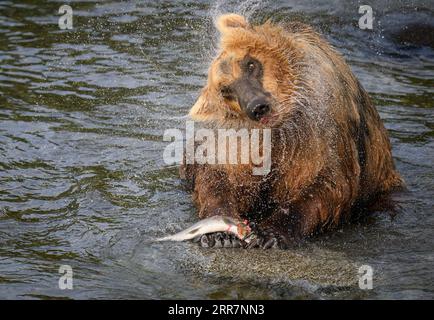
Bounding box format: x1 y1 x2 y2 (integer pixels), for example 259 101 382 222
189 14 301 127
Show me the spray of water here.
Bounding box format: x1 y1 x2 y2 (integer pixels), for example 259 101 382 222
200 0 270 66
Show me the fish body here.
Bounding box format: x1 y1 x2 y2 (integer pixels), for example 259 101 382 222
156 216 253 243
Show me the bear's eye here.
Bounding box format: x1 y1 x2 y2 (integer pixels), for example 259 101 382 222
220 86 234 100
247 62 255 73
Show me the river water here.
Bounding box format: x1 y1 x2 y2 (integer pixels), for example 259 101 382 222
0 0 433 299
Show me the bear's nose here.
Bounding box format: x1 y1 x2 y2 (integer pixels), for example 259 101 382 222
247 98 270 121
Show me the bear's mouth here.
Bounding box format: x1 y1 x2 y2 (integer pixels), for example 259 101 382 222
258 112 279 126
259 115 271 124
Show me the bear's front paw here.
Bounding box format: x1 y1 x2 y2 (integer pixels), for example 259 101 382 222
244 224 289 250
196 232 242 248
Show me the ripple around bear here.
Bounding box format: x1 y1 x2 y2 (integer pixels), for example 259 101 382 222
180 14 404 248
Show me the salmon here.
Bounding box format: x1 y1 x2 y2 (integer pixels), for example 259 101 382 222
156 216 254 243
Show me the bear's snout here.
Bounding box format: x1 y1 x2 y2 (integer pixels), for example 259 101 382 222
246 98 271 121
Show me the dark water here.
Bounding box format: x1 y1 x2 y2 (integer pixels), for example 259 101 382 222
0 0 433 299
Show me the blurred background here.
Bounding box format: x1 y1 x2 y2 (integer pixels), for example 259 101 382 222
0 0 433 299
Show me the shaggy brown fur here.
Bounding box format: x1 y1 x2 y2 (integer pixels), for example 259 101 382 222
181 14 403 246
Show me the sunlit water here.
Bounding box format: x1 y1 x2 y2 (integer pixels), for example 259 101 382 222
0 0 433 299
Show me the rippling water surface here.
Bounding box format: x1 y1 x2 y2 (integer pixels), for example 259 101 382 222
0 0 433 299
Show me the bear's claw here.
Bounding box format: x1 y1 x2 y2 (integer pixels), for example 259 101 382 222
197 232 242 248
195 224 288 250
244 224 289 250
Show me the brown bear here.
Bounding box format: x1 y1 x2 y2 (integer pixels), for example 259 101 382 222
181 14 404 249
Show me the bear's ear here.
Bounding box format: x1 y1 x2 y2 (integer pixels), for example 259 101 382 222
189 87 219 121
216 14 248 34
